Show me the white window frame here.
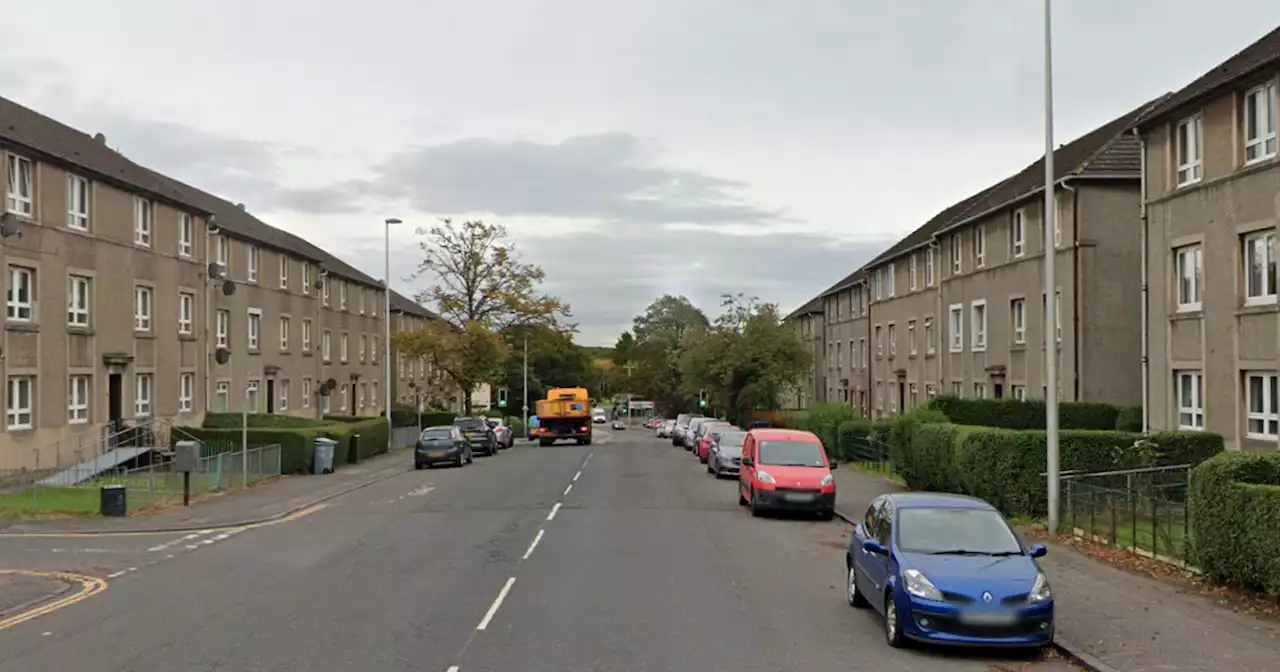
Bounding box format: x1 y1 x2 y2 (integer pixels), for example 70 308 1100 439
860 337 868 366
247 308 262 350
67 274 90 327
340 282 348 309
1012 385 1027 401
6 376 34 429
1175 371 1204 431
341 332 349 362
1011 298 1026 345
323 330 332 362
925 247 935 286
886 264 895 297
323 276 331 305
7 265 34 322
360 333 367 361
1243 82 1278 165
247 246 260 283
279 256 289 289
359 288 366 314
67 174 89 230
302 263 312 295
974 224 986 267
948 303 964 352
1011 209 1026 257
5 153 34 216
302 377 312 409
874 325 883 357
924 317 935 355
926 383 937 399
216 381 230 413
280 316 290 350
179 372 195 412
372 382 378 406
133 285 153 331
246 380 260 413
322 388 332 414
907 319 917 356
178 292 194 334
340 386 348 412
908 254 917 291
216 310 230 348
1175 114 1204 187
280 379 290 411
216 236 230 267
1054 191 1065 248
134 373 153 418
133 197 152 247
64 373 91 425
951 233 963 273
974 382 987 399
888 323 896 357
302 319 313 352
1175 245 1203 312
970 300 987 351
1244 371 1278 440
178 213 194 257
1243 230 1276 306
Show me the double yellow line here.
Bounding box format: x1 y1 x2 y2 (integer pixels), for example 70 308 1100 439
0 569 107 631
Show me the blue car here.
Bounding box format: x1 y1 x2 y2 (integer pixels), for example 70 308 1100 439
845 492 1054 649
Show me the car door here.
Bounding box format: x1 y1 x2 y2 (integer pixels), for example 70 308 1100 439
860 498 892 611
739 434 756 498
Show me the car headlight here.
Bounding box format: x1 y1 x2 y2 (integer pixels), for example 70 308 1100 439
1029 571 1052 602
756 470 776 484
820 473 834 486
902 568 945 602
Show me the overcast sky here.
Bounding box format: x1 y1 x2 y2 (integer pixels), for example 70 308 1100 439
3 1 1276 345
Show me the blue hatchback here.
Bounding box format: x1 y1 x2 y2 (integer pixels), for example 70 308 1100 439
845 492 1054 649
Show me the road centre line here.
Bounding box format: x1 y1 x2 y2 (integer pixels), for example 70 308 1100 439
563 483 573 496
476 577 516 630
573 470 581 482
546 502 562 521
522 529 545 560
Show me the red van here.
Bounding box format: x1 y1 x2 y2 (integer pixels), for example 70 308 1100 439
737 428 837 520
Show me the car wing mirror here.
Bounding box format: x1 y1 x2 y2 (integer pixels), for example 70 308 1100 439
828 460 839 470
861 539 888 555
1028 544 1047 558
740 457 753 466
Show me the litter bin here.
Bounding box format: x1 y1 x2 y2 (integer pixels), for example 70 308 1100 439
313 438 338 475
100 484 127 517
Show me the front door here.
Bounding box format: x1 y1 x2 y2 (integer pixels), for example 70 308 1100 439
107 373 123 434
266 379 276 414
897 382 906 414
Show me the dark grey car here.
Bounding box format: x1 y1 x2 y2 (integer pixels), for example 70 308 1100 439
415 426 473 469
454 416 499 456
706 429 747 478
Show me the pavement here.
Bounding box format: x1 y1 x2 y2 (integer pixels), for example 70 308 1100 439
0 428 1079 671
832 466 1280 672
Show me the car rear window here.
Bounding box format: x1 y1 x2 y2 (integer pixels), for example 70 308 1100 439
454 418 486 429
421 428 453 440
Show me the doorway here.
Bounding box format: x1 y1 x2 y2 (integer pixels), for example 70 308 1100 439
897 382 906 414
266 379 276 414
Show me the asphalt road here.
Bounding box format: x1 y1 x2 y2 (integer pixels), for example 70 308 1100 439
0 428 1078 671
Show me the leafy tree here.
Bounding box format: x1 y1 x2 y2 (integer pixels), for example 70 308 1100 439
680 294 811 425
494 324 596 409
625 295 710 414
612 331 635 367
400 218 571 413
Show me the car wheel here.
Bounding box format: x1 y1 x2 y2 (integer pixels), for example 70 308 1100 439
847 563 869 608
414 462 424 470
467 450 474 464
884 594 905 648
818 509 835 521
750 489 763 517
738 488 748 506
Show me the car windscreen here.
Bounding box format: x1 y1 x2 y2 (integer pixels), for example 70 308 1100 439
454 418 486 429
718 431 748 448
895 507 1023 556
485 419 501 427
756 440 826 467
421 428 454 441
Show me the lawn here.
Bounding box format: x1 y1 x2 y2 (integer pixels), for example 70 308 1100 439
0 472 224 518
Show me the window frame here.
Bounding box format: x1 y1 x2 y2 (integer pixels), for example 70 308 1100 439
133 285 153 332
178 213 194 257
247 246 260 283
923 317 935 355
1243 230 1276 306
948 303 964 352
1244 371 1279 440
133 197 153 247
951 233 963 273
7 265 35 322
1175 114 1204 187
5 153 34 216
1175 244 1203 312
1011 298 1026 345
279 256 289 289
134 373 153 419
178 292 194 334
1175 370 1205 431
67 174 90 230
970 299 987 351
68 374 90 424
216 309 230 348
1243 81 1278 165
1011 209 1026 257
280 316 290 350
6 375 34 429
247 308 262 350
974 224 986 267
67 274 91 327
925 247 935 286
179 372 195 412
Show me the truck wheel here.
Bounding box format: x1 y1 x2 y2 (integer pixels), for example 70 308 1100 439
583 438 592 446
539 439 553 447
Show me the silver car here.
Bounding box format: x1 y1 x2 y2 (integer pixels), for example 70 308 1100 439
706 429 747 478
485 417 514 449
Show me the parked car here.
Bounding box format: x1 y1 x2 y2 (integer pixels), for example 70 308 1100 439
737 428 836 520
611 419 626 430
485 417 514 449
414 425 473 469
683 417 717 451
671 413 698 446
696 423 735 462
453 416 499 456
706 429 747 478
657 419 676 438
845 492 1054 650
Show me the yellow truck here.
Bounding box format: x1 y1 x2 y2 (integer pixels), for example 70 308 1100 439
533 387 593 446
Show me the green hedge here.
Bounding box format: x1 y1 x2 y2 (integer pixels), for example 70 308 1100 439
778 403 860 454
926 396 1144 432
202 413 333 430
181 417 394 475
420 411 458 428
1190 452 1280 595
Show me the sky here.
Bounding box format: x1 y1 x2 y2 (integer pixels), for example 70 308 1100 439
2 1 1276 345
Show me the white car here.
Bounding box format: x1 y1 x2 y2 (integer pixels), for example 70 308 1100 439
592 409 607 424
611 419 626 430
657 419 675 438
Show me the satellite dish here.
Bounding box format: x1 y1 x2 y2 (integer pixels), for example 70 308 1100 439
407 381 416 389
207 262 224 278
0 213 23 238
214 346 231 365
313 280 324 291
317 384 330 397
325 378 338 391
221 280 236 296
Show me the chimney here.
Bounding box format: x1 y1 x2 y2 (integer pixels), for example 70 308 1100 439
236 203 246 210
93 133 106 144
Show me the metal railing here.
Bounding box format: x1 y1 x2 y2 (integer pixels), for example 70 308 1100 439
0 418 174 491
1060 464 1193 566
843 435 895 478
392 425 420 449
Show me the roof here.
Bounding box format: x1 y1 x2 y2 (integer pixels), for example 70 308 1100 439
784 293 825 320
889 492 994 510
1136 26 1280 132
749 428 818 440
0 95 209 213
821 265 868 297
389 290 438 319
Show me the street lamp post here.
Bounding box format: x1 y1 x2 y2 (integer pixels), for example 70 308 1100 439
385 218 401 446
1042 0 1061 534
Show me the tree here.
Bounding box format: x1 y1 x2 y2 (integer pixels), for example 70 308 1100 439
612 331 635 368
624 296 710 414
402 218 571 413
494 324 596 409
680 294 811 425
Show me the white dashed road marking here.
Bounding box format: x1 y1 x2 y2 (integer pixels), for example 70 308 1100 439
476 577 516 630
573 470 581 482
563 483 572 496
522 529 545 560
408 485 436 497
546 502 561 521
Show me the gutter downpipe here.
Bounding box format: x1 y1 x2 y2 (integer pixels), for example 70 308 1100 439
929 238 943 397
1134 127 1150 433
1059 179 1080 402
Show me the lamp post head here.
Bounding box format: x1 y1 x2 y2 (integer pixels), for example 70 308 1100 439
385 218 402 225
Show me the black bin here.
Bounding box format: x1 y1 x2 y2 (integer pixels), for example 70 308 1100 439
100 484 127 517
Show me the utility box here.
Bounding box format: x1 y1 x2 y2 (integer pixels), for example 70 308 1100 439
173 441 199 473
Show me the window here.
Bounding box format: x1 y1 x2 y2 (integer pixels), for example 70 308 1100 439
323 330 332 361
974 382 987 399
216 310 230 348
134 373 153 418
924 317 935 354
341 333 349 362
1175 371 1204 430
908 254 917 290
67 275 90 327
926 384 937 399
6 376 33 429
7 266 34 321
1012 385 1027 401
178 213 194 257
216 236 230 267
372 382 378 406
280 379 290 411
279 316 290 350
872 271 882 300
179 373 195 412
971 300 987 351
302 263 312 295
860 337 868 366
133 197 152 246
323 276 331 305
358 383 366 408
1175 245 1203 311
974 224 986 267
951 233 963 273
247 309 261 350
340 282 348 309
302 377 312 408
322 387 332 414
925 247 935 286
216 381 230 412
133 286 153 331
1044 290 1063 343
1011 298 1026 345
67 175 89 229
360 333 367 361
246 380 260 413
907 320 917 355
875 381 883 411
949 303 963 352
340 386 348 411
1245 372 1278 439
68 375 90 423
874 325 883 356
359 288 366 314
1243 82 1277 164
1011 209 1026 257
1054 192 1065 248
246 246 260 283
1175 115 1203 186
302 319 313 352
952 381 963 397
279 256 289 288
888 323 896 357
1243 231 1276 305
886 264 896 297
5 154 34 216
178 292 194 334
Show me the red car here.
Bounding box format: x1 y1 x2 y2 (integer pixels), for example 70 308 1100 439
696 423 733 462
737 428 837 520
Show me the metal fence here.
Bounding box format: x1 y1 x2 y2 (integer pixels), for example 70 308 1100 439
1061 464 1193 566
843 435 896 478
393 425 420 449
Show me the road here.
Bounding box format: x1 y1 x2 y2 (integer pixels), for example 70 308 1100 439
0 428 1077 671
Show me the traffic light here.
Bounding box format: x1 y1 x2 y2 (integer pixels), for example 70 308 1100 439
698 389 707 408
498 388 508 409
